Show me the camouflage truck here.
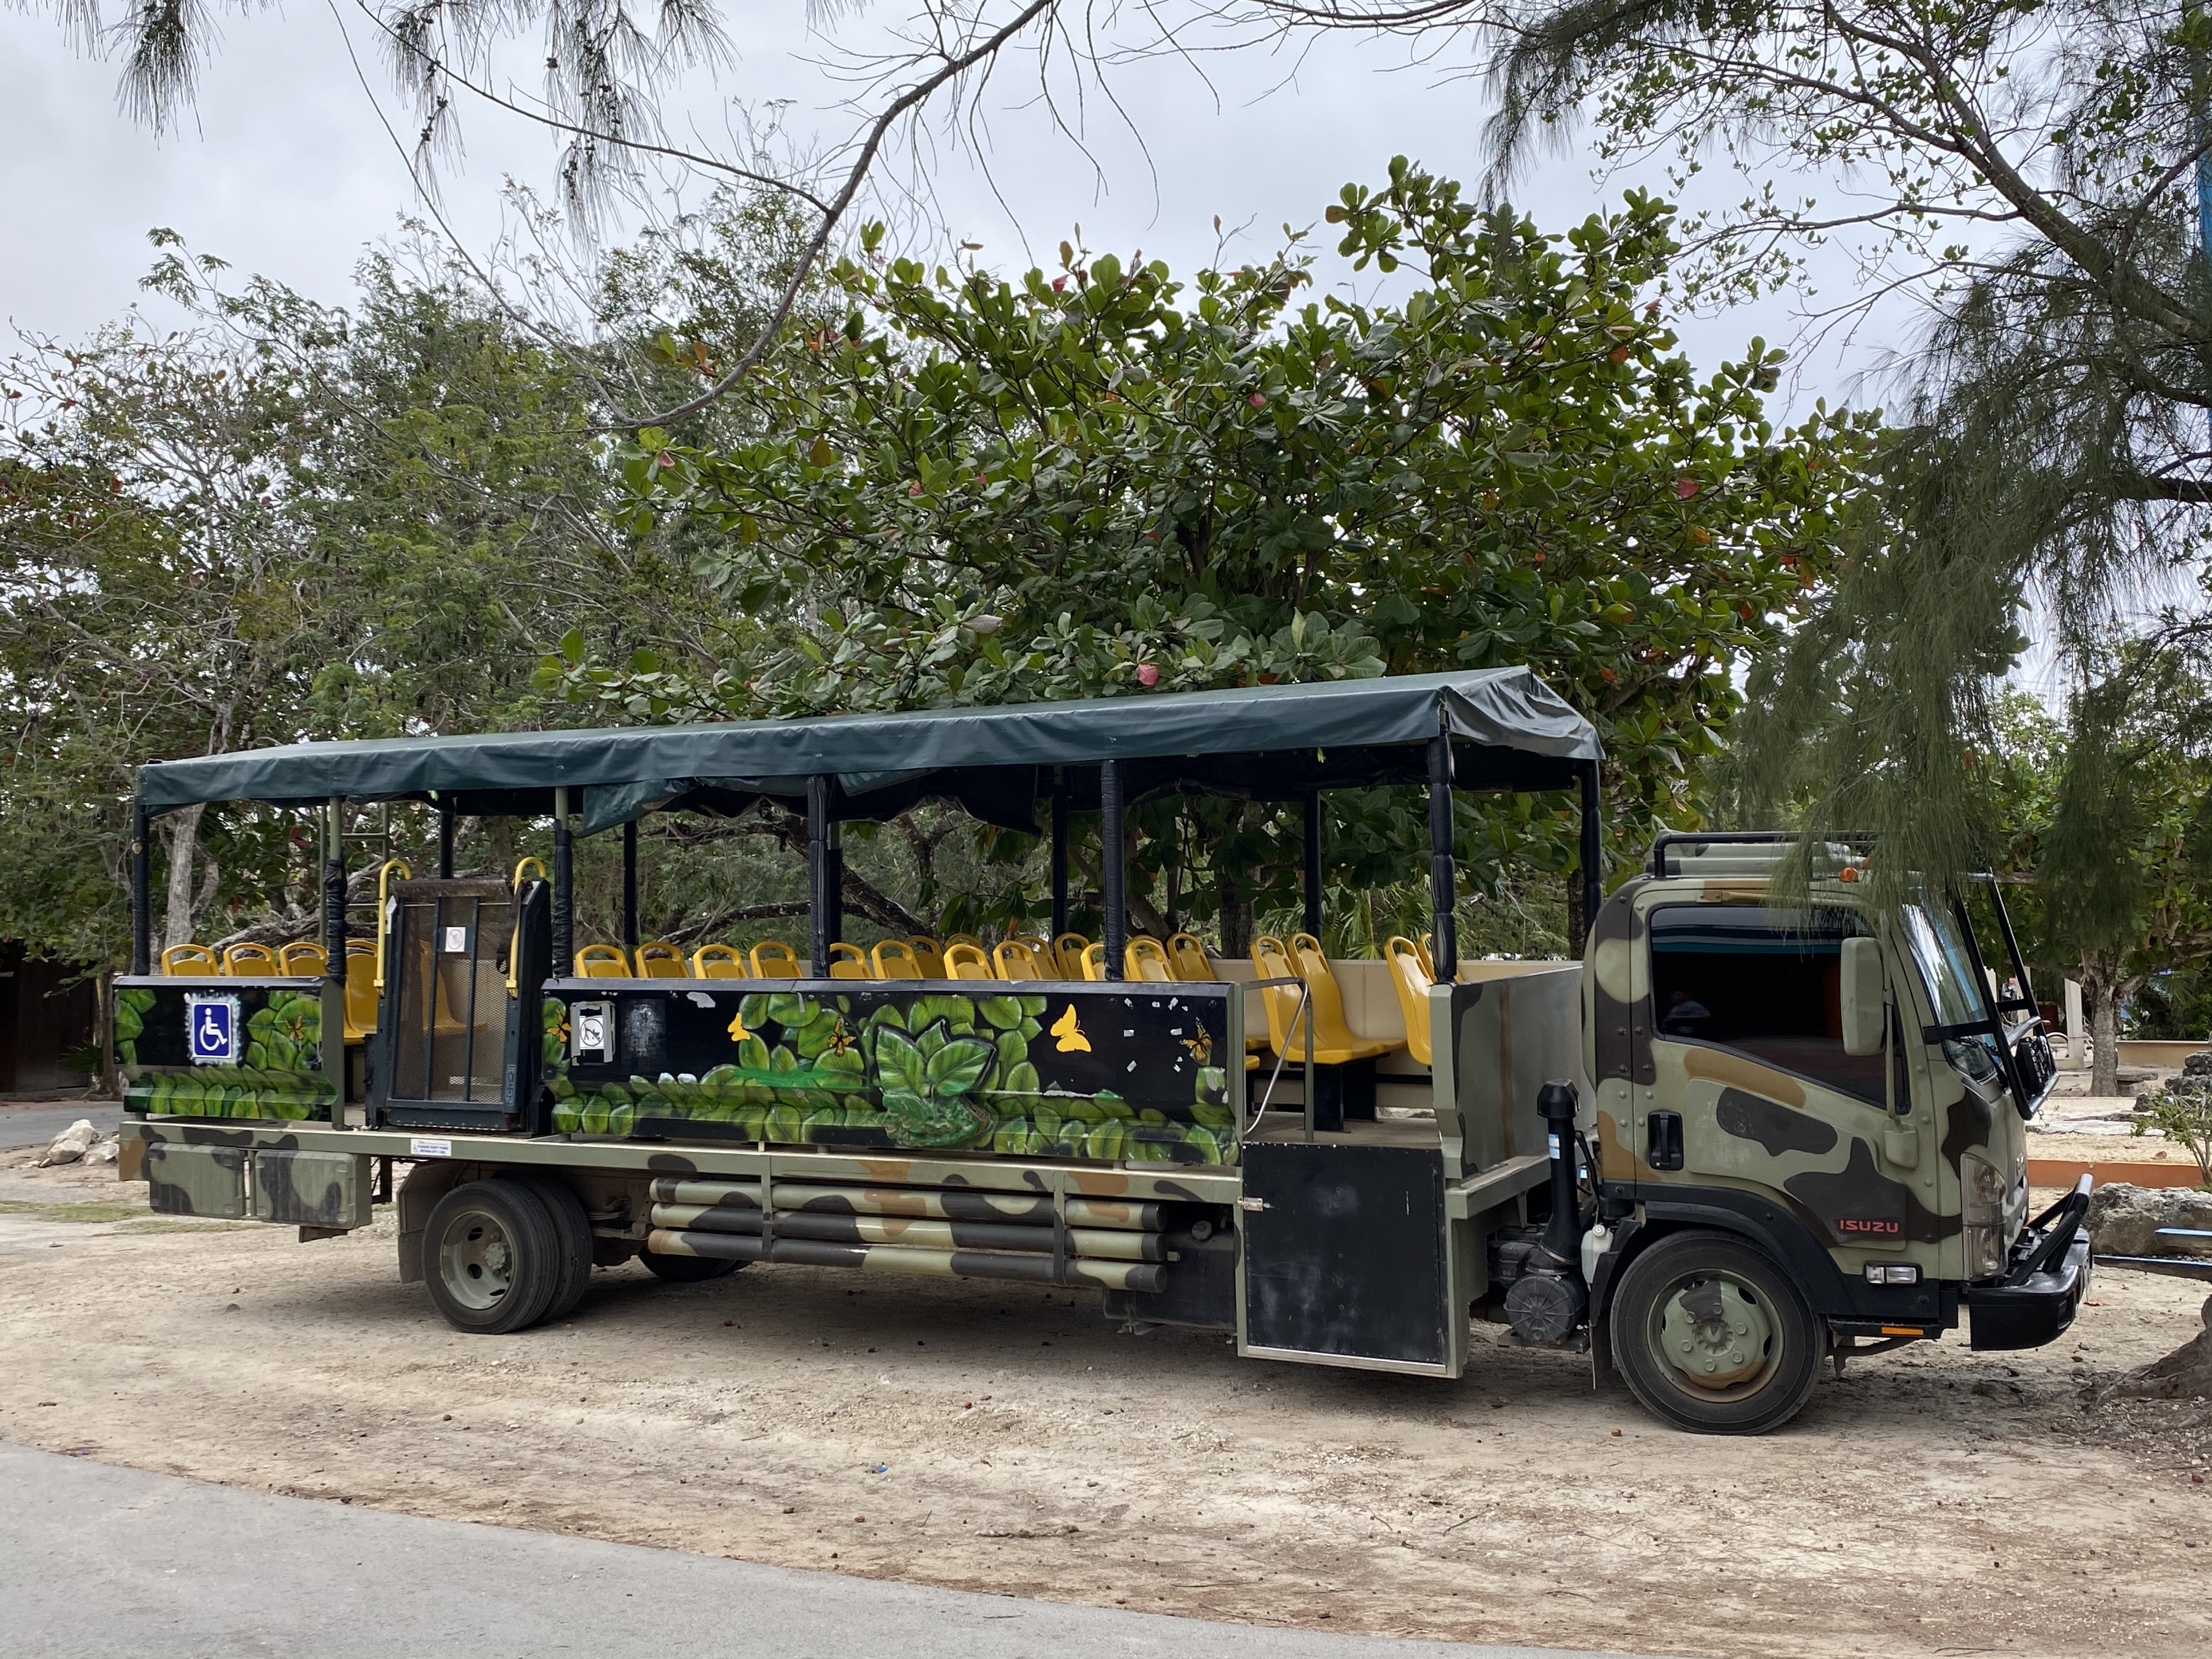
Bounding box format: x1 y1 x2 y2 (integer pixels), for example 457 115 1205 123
111 672 2088 1435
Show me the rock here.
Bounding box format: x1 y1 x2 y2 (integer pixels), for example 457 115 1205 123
36 1119 98 1167
2185 1051 2212 1077
2084 1183 2212 1258
2103 1294 2212 1403
86 1137 119 1166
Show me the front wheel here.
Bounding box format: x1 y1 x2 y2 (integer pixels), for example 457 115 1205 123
1610 1231 1826 1435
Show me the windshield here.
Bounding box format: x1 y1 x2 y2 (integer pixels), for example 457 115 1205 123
1899 904 1986 1030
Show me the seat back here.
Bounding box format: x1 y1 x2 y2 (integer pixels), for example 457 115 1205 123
1248 936 1306 1052
873 939 924 979
342 940 379 1043
1385 936 1435 1066
944 933 985 953
691 943 749 979
828 942 871 980
1166 932 1214 981
943 942 993 980
278 941 328 977
221 943 280 977
1079 941 1107 981
575 943 633 979
635 941 689 978
1286 933 1369 1052
993 940 1044 980
1125 935 1175 982
1052 932 1090 979
750 940 803 978
160 944 219 977
1417 933 1436 979
906 936 946 977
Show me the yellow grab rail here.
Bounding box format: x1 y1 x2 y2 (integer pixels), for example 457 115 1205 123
373 860 413 990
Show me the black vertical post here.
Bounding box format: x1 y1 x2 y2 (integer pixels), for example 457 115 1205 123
1302 790 1324 943
621 819 640 951
323 797 349 975
437 801 455 878
1050 769 1069 939
1101 760 1126 980
1426 736 1458 982
808 775 834 978
129 798 151 977
1576 760 1603 957
551 786 574 978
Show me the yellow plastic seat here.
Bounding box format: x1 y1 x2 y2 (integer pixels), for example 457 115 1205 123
1125 936 1175 982
906 936 946 977
993 940 1045 980
943 942 993 980
1052 932 1090 978
945 933 985 953
278 941 328 977
575 943 633 979
1167 933 1214 981
1385 936 1436 1066
1249 936 1400 1065
635 941 689 978
342 940 379 1043
873 939 924 979
221 943 280 977
1418 933 1437 979
1080 941 1107 981
750 940 803 978
160 944 219 977
828 942 871 980
692 944 749 979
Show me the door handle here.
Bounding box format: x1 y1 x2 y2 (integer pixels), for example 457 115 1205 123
1647 1110 1684 1171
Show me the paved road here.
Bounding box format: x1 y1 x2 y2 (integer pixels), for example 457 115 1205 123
0 1444 1660 1659
0 1101 122 1150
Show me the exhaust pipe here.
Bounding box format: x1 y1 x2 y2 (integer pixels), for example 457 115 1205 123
1504 1079 1590 1344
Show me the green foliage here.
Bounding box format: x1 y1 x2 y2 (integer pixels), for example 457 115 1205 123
2132 1084 2212 1187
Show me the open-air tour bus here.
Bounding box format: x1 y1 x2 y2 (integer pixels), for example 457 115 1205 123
115 668 1602 1378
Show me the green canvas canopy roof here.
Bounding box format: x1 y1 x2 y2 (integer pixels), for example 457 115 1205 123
136 667 1598 834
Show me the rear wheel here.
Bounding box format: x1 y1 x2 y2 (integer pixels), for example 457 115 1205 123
1610 1231 1825 1435
517 1173 594 1322
640 1250 744 1283
423 1179 562 1334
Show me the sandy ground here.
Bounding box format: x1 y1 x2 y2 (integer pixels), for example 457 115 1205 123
2 1149 2209 1659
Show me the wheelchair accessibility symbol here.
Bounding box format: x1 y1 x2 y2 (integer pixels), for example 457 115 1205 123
184 993 242 1065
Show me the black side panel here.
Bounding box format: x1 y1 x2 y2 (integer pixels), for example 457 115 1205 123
1242 1142 1448 1367
508 879 552 1133
1103 1225 1238 1330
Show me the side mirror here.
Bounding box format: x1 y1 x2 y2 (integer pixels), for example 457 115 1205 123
1839 936 1887 1056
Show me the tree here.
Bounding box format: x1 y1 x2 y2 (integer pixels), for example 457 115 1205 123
546 162 1880 945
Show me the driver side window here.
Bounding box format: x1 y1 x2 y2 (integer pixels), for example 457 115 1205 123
1647 904 1891 1108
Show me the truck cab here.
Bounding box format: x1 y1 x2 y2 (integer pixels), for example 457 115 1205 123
1570 833 2086 1431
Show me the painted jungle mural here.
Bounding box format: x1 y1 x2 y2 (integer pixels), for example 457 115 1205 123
114 981 338 1121
544 985 1237 1164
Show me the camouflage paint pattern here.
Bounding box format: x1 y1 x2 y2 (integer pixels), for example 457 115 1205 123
543 984 1235 1164
144 1142 249 1218
115 979 338 1123
1582 877 1653 1183
644 1176 1164 1232
645 1203 1165 1261
249 1149 373 1228
644 1227 1164 1293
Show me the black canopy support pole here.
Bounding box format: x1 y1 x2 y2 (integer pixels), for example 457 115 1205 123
323 797 348 980
1302 789 1324 943
551 786 574 979
1426 736 1458 982
808 774 834 977
437 800 455 878
1576 760 1603 957
1050 768 1069 939
621 820 640 951
129 798 151 977
1101 760 1126 981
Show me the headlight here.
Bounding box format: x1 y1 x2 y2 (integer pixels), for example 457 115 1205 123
1961 1152 2006 1279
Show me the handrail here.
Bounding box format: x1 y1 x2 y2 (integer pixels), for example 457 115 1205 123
506 859 548 995
373 859 413 990
1245 975 1318 1142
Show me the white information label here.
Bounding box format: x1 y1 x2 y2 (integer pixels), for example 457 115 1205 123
409 1137 454 1159
442 926 470 955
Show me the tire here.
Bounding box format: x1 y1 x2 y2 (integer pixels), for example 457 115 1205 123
517 1173 594 1322
1609 1230 1827 1435
422 1179 563 1334
640 1250 745 1283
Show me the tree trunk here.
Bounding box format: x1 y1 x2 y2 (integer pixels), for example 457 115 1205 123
1216 808 1254 961
162 804 211 950
2082 960 2121 1097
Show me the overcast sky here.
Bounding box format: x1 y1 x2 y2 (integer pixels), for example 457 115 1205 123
1 2 1901 417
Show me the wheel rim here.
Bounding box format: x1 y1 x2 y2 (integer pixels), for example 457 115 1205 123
1646 1271 1783 1401
438 1207 518 1312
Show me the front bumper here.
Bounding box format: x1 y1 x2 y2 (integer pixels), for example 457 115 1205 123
1965 1175 2093 1351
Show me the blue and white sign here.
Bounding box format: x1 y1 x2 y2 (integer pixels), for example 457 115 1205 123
184 992 242 1065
